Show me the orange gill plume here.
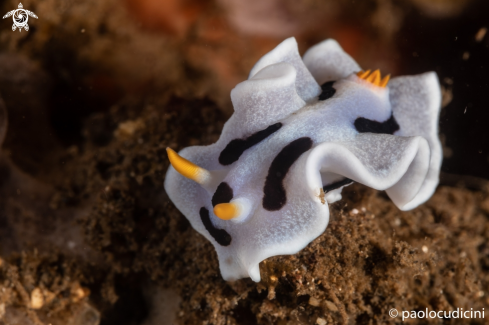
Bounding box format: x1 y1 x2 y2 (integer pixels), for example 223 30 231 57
357 69 390 88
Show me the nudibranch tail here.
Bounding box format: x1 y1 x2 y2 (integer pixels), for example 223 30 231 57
214 203 240 220
357 69 390 88
166 148 211 185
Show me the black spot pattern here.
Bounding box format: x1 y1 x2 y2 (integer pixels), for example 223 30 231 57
318 81 336 101
263 137 313 211
211 182 233 207
219 123 283 165
199 207 232 246
323 178 354 193
354 114 400 135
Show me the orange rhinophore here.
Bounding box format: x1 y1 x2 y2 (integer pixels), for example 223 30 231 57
214 203 241 220
166 147 210 185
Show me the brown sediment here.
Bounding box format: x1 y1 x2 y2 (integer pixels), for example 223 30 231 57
0 251 100 325
47 97 489 324
1 88 489 324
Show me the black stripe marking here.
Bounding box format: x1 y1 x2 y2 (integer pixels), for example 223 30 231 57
323 178 354 193
199 207 232 246
318 81 336 101
263 137 313 211
211 182 233 207
219 123 282 165
354 114 400 135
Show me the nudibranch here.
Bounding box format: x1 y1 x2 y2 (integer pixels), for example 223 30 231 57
164 37 442 282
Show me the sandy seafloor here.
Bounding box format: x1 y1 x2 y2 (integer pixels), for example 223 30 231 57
0 0 489 324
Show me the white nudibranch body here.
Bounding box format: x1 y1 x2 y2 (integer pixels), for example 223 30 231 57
164 37 442 282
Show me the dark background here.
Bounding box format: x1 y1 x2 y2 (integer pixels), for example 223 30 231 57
0 0 488 179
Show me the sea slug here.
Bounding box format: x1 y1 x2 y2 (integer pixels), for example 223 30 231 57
164 37 442 282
